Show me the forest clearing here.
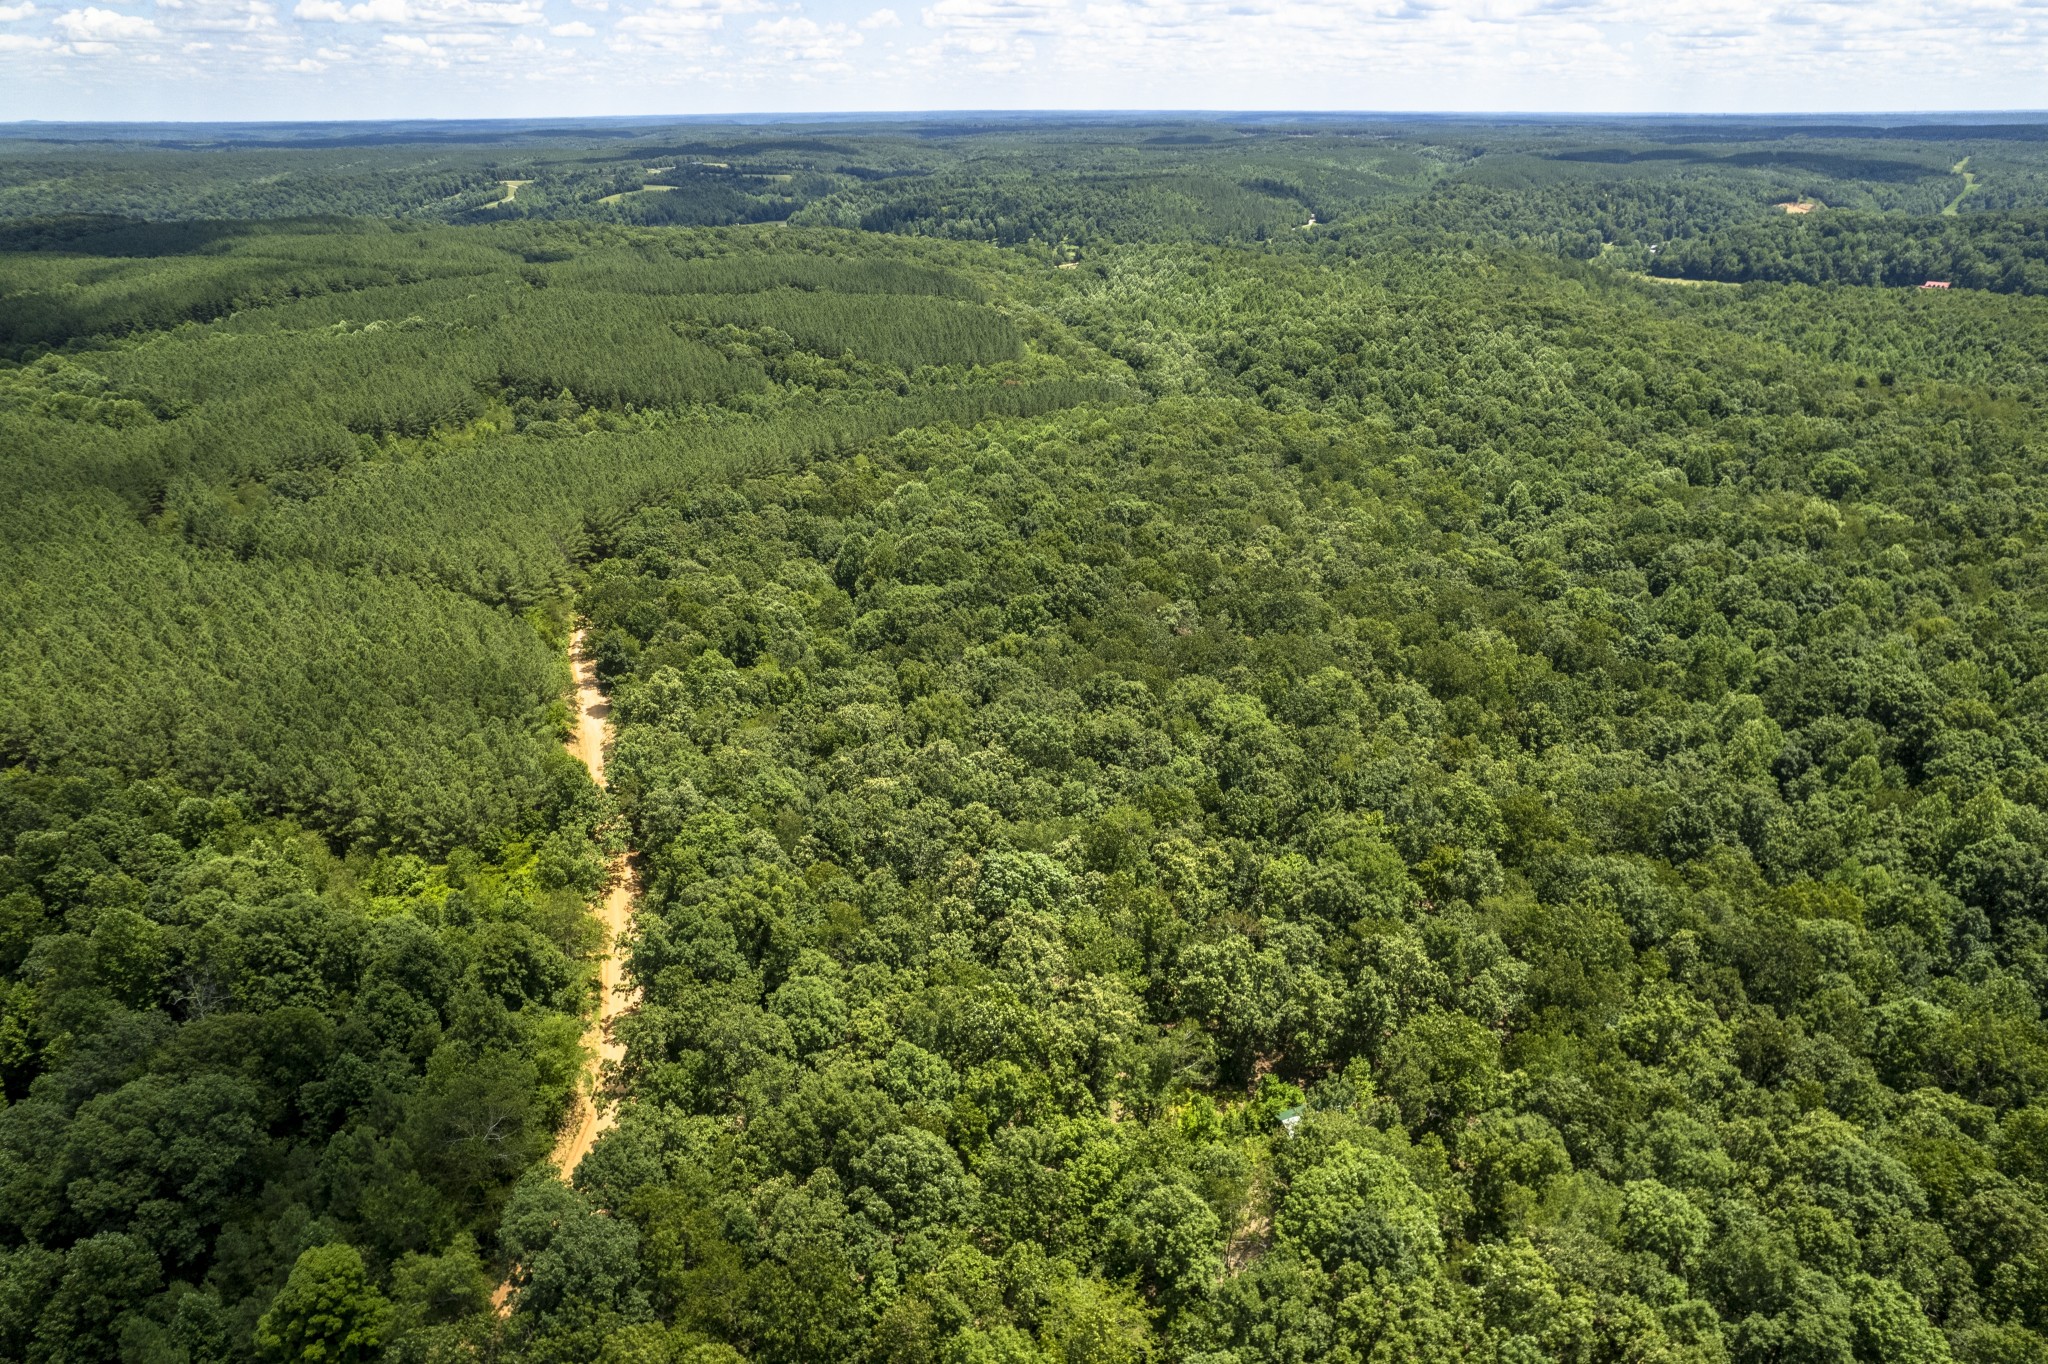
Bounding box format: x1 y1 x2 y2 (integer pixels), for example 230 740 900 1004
549 630 635 1185
474 179 535 212
1944 157 1979 216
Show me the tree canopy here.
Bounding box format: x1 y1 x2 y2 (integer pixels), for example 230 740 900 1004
4 114 2048 1364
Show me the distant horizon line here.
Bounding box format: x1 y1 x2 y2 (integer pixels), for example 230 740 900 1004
7 108 2048 130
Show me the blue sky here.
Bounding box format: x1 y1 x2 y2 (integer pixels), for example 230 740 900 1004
2 0 2045 123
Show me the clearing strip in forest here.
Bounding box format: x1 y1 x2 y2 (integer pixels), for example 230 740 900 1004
483 179 532 209
493 629 637 1313
1943 157 1978 216
551 627 637 1179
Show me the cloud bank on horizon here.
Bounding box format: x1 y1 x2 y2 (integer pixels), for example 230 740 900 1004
1 0 2045 121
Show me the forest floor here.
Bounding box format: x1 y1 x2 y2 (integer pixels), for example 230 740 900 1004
1223 1168 1274 1274
552 628 637 1181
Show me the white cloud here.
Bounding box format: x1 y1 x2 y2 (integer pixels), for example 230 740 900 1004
375 26 512 62
748 14 862 66
919 0 1060 37
892 0 2024 88
614 8 717 37
12 0 2048 117
53 5 162 40
174 0 279 32
611 0 764 51
435 0 546 21
912 0 1062 70
294 0 401 20
294 0 541 24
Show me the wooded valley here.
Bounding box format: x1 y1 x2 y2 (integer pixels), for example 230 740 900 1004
3 115 2048 1364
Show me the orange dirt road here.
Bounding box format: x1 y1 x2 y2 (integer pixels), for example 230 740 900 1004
552 628 637 1181
493 630 637 1314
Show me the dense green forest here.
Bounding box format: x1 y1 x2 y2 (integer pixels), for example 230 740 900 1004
7 115 2042 252
1649 213 2048 294
4 116 2048 1364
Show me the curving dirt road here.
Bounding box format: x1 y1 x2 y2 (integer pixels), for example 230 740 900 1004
551 627 637 1181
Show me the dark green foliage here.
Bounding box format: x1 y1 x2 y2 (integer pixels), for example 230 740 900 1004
0 768 604 1360
675 290 1021 370
553 250 986 300
1653 211 2048 292
793 168 1349 245
490 298 759 410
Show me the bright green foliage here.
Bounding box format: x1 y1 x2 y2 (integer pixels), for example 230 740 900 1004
1621 1179 1712 1271
389 1232 494 1337
1276 1148 1442 1278
255 1244 392 1363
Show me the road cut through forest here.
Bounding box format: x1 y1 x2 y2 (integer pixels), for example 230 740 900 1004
555 627 636 1180
492 629 636 1315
